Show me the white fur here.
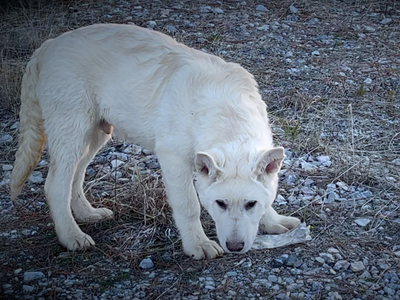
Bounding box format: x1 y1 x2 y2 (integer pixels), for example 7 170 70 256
11 24 300 259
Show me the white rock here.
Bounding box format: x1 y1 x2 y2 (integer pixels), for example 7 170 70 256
0 134 13 144
350 261 365 272
364 25 375 32
147 21 157 28
257 25 270 31
364 78 372 84
111 159 124 169
22 285 35 293
380 18 392 25
24 271 45 283
289 5 298 14
139 258 154 269
29 171 43 184
354 218 371 227
10 121 20 130
213 8 224 14
2 164 13 171
312 50 320 56
392 158 400 166
256 5 268 12
301 161 316 171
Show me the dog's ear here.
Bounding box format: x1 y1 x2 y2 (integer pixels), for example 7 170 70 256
255 147 285 176
195 152 221 179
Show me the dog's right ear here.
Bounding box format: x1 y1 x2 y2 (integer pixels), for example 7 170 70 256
195 152 221 179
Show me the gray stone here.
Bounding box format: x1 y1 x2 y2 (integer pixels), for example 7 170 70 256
363 25 375 32
257 25 270 31
10 121 20 130
354 218 371 227
111 159 124 168
164 25 178 34
289 5 298 14
256 5 268 12
350 261 365 272
380 18 392 25
22 285 35 293
268 275 278 282
334 260 350 270
0 134 13 144
320 253 335 264
139 258 154 269
29 171 43 184
364 78 372 84
312 50 320 56
213 8 224 14
24 271 45 283
2 164 13 171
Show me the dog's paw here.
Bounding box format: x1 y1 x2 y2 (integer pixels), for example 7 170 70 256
184 239 224 260
74 208 114 224
259 215 300 234
59 232 95 250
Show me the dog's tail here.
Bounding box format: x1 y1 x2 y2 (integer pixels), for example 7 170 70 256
10 47 47 199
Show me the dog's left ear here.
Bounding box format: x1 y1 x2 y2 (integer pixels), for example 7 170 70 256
195 152 221 179
255 147 285 175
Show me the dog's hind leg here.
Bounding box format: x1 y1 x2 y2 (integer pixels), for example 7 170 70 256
44 112 98 250
71 121 114 223
259 206 300 234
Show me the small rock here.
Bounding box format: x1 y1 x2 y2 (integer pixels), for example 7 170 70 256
334 260 350 270
380 18 392 25
257 25 270 31
147 21 157 28
320 253 335 264
14 268 23 275
359 271 371 280
2 164 13 171
199 6 212 13
213 8 224 14
354 218 371 227
392 158 400 166
316 155 332 167
268 275 278 282
111 159 124 169
301 161 316 171
312 50 320 56
285 254 298 266
350 261 365 272
29 171 43 184
22 285 35 293
0 134 13 144
24 271 45 283
289 5 298 14
64 279 75 287
139 258 154 269
364 78 372 85
315 257 325 264
328 291 342 300
10 121 20 130
256 5 268 12
394 251 400 258
363 25 375 32
164 25 178 34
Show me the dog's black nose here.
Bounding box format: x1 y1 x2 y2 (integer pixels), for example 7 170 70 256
226 241 244 252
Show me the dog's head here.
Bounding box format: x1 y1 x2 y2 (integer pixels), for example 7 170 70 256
193 147 285 253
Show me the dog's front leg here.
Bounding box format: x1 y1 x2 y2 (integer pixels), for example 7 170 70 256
259 206 301 234
157 151 224 259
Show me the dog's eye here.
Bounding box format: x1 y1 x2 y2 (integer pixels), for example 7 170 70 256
245 201 257 210
216 200 227 210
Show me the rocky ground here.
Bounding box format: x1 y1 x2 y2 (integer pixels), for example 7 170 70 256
0 0 399 299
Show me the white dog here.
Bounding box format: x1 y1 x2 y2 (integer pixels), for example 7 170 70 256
10 24 300 259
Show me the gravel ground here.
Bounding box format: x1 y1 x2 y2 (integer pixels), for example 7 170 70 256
0 0 399 299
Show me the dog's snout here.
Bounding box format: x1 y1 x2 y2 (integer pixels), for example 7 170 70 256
226 240 245 252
